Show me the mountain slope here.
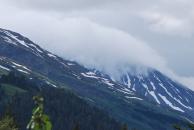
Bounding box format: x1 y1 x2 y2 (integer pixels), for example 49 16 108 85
0 28 193 130
0 72 122 130
120 71 194 115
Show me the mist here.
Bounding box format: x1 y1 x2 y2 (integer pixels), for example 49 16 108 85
0 0 194 90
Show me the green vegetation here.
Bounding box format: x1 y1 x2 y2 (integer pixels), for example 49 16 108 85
1 71 193 130
0 115 18 130
27 96 52 130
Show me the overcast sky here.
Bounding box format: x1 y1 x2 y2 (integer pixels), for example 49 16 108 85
0 0 194 89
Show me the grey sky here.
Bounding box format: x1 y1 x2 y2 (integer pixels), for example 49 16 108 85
0 0 194 89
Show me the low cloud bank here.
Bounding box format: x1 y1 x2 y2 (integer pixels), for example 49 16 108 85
22 17 168 79
0 4 194 90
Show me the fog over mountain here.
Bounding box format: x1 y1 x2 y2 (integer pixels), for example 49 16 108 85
0 0 194 90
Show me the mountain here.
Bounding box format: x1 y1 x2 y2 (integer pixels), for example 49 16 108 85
120 70 194 115
0 28 194 130
0 71 122 130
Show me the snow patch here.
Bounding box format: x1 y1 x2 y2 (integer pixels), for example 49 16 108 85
150 81 156 90
174 97 192 110
126 74 131 88
2 36 18 45
47 53 57 58
142 83 160 104
67 63 75 66
17 69 29 74
125 96 143 100
102 79 114 87
45 81 57 88
121 87 133 94
0 65 10 71
12 62 31 71
158 94 184 112
81 72 99 79
159 83 174 98
150 91 160 104
28 44 43 53
4 31 29 48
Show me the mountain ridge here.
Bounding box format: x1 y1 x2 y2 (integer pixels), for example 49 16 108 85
0 28 194 130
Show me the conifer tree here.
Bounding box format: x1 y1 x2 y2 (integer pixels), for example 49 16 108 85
0 103 18 130
27 96 52 130
0 115 18 130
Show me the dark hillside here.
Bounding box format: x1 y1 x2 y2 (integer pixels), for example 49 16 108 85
0 72 121 130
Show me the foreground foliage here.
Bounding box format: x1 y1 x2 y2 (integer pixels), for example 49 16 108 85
0 115 18 130
27 96 52 130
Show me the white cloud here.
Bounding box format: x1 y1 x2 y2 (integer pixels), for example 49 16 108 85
140 10 194 37
12 16 169 79
0 0 194 90
179 77 194 90
0 0 126 12
142 12 184 33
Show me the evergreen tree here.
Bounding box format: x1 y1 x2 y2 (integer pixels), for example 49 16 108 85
0 115 18 130
27 96 52 130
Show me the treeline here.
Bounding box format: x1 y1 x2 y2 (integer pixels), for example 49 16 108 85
0 72 193 130
0 72 122 130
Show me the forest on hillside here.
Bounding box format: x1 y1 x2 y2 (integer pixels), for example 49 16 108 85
0 72 122 130
0 72 194 130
